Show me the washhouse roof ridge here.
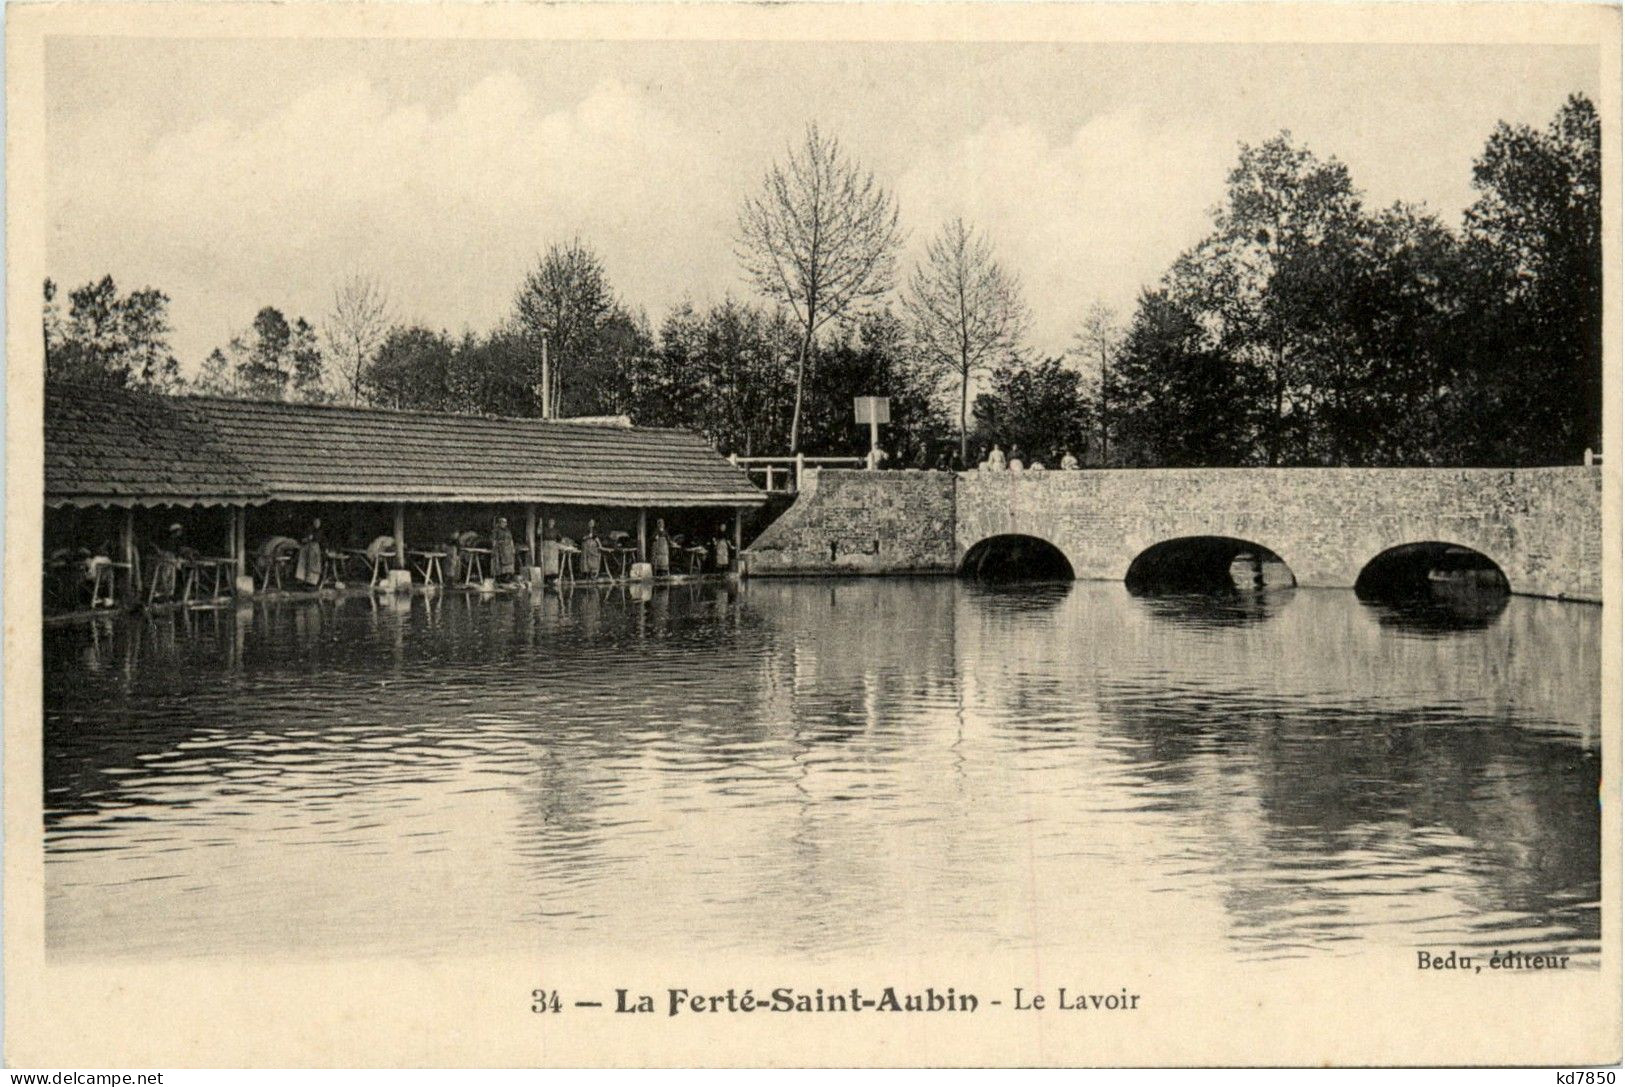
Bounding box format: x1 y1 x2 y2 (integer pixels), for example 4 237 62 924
45 380 765 509
173 391 699 436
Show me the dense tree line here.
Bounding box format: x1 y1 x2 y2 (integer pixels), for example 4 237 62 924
44 96 1600 468
1106 95 1601 468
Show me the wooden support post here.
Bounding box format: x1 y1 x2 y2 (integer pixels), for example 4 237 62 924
393 503 406 569
526 504 538 571
234 507 247 579
120 506 138 601
733 508 743 553
638 508 648 561
795 452 805 491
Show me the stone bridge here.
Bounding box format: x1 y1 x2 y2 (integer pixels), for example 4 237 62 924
744 466 1604 601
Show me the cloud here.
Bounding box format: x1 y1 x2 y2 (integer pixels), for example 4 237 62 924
49 72 739 367
896 110 1238 352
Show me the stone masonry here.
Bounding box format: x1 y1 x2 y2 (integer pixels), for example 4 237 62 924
746 466 1605 601
744 468 956 575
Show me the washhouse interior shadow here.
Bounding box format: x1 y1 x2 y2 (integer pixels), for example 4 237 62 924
1354 542 1510 632
958 535 1076 605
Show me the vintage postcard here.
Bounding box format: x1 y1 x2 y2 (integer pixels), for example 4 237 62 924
4 1 1620 1069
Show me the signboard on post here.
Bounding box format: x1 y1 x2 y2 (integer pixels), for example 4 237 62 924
853 396 891 425
855 397 891 468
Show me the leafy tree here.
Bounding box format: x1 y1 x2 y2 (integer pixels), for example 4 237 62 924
737 123 902 451
1333 203 1467 465
232 307 290 399
588 308 658 417
364 325 458 411
1462 93 1601 463
971 355 1092 467
43 275 182 391
905 218 1029 462
289 318 328 402
194 347 237 397
1107 290 1250 467
1166 133 1366 465
640 300 797 452
513 241 617 418
457 324 556 418
800 309 950 464
211 306 328 402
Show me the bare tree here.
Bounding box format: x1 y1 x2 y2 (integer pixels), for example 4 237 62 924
323 273 391 405
1070 302 1121 464
905 218 1029 462
737 123 901 452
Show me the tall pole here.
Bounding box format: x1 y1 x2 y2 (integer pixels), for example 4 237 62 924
869 416 880 469
540 336 551 421
733 508 743 554
637 508 648 562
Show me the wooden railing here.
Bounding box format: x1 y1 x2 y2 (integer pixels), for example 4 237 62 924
729 454 867 493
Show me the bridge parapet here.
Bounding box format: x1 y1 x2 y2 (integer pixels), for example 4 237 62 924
956 465 1603 600
745 465 1604 601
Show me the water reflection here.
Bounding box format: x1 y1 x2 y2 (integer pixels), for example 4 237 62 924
1128 587 1295 629
1362 585 1511 633
43 579 1598 964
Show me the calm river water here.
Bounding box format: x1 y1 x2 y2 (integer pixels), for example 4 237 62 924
43 579 1600 963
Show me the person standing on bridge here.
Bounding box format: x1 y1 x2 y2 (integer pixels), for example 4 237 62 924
986 444 1006 471
1060 449 1080 470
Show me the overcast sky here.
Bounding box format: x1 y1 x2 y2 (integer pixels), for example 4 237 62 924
45 38 1596 373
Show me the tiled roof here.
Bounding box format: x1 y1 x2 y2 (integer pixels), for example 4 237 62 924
178 396 764 507
45 383 269 508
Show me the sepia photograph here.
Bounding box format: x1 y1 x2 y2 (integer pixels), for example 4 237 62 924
4 1 1619 1070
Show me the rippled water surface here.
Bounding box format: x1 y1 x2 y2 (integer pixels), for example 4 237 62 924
44 580 1600 963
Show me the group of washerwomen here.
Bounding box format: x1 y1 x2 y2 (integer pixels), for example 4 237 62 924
473 515 734 584
248 514 736 591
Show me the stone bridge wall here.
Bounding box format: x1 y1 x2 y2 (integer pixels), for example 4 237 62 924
746 466 1605 601
744 468 956 575
956 466 1603 601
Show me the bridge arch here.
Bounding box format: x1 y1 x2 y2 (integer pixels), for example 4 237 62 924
1125 536 1297 594
959 534 1076 582
1354 541 1510 600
